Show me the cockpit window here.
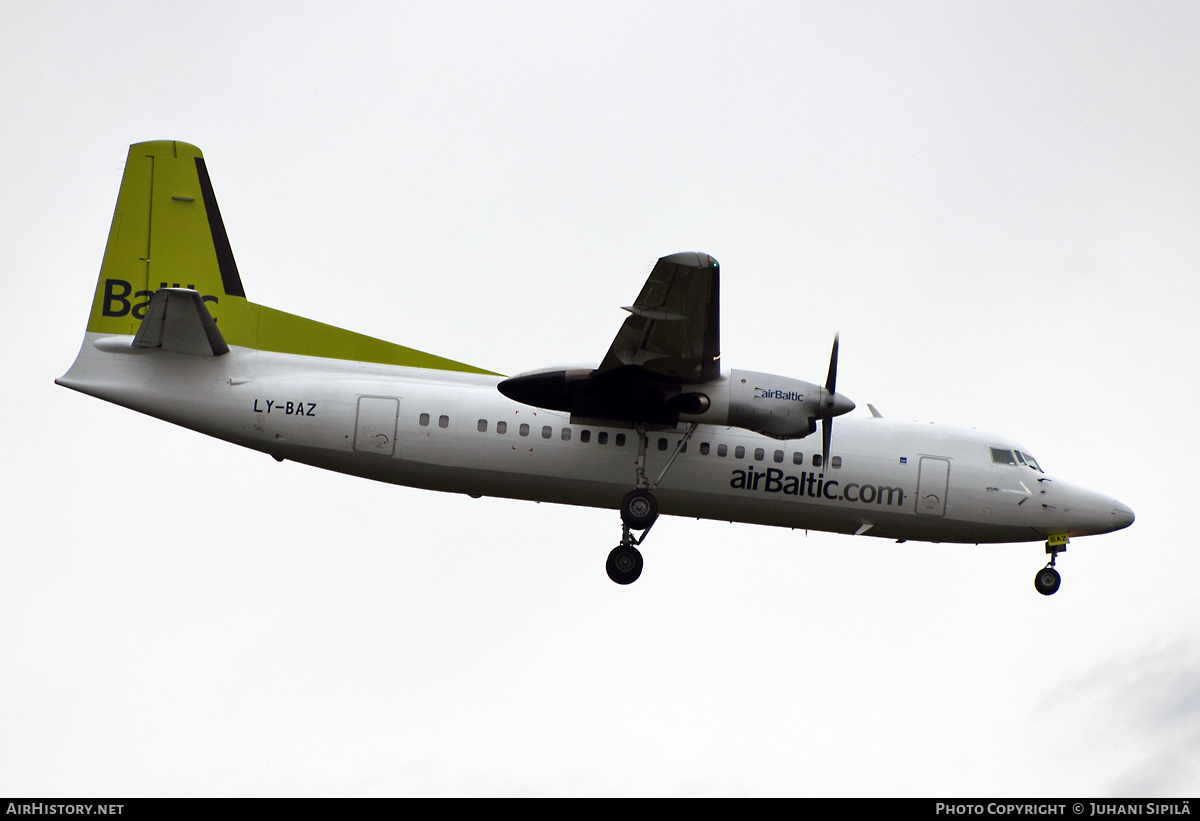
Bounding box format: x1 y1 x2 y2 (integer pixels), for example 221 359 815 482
993 446 1044 472
990 448 1018 466
1016 451 1043 472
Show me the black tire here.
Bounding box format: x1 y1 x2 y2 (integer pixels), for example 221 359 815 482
620 489 658 530
1034 566 1061 596
606 544 643 585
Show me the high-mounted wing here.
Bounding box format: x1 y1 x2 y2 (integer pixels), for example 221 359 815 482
597 252 720 383
497 252 720 424
498 251 856 440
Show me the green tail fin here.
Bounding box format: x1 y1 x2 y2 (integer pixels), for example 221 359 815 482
88 140 254 341
86 140 496 375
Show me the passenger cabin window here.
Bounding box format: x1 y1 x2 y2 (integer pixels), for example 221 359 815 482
831 456 842 469
580 429 591 443
990 448 1017 466
496 421 507 434
657 438 668 451
519 423 529 436
717 444 728 457
561 428 572 441
735 446 745 459
774 450 784 463
812 454 822 467
419 413 430 426
598 432 608 445
438 415 449 429
615 433 626 447
477 419 487 433
754 448 765 461
793 452 804 465
542 426 552 439
700 442 711 456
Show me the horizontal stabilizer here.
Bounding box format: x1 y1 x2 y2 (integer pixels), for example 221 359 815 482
132 288 229 356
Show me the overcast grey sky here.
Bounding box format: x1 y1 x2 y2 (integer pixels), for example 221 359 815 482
2 0 1198 796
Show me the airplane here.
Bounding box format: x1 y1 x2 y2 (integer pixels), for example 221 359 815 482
57 140 1135 594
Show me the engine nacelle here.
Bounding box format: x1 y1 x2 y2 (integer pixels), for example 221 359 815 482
499 366 852 440
679 369 825 439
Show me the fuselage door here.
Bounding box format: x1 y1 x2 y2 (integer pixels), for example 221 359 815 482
916 457 950 516
354 396 399 456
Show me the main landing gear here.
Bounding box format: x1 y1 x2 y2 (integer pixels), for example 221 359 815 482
607 527 646 585
605 490 659 584
620 488 658 530
1034 539 1067 596
606 487 659 584
605 423 695 585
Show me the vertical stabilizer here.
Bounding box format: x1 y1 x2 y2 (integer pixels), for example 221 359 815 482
66 140 496 375
86 140 253 344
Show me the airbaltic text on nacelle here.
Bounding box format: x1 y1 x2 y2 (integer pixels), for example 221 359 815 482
754 387 805 401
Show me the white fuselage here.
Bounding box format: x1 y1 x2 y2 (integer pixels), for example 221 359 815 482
59 333 1133 545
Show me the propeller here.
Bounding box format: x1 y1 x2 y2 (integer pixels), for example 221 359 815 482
819 334 855 469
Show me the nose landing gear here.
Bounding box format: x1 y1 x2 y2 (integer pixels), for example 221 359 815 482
1034 538 1067 596
1034 565 1061 596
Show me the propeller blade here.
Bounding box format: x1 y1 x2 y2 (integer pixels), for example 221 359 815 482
822 333 841 468
825 333 840 396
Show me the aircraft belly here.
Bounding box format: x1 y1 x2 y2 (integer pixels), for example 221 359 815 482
281 443 1040 543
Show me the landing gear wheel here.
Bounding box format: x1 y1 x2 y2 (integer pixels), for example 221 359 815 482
620 489 658 530
606 544 643 585
1034 566 1061 596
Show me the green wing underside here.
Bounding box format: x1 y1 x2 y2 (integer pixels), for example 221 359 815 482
597 252 721 383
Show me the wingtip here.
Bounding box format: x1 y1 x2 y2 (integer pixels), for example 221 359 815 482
660 251 718 269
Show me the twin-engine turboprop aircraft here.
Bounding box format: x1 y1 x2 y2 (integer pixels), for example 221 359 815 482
57 141 1134 593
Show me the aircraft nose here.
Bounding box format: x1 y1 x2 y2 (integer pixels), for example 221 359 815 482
1111 499 1135 531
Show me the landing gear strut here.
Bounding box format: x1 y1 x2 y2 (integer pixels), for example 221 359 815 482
1034 540 1066 596
605 423 696 584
